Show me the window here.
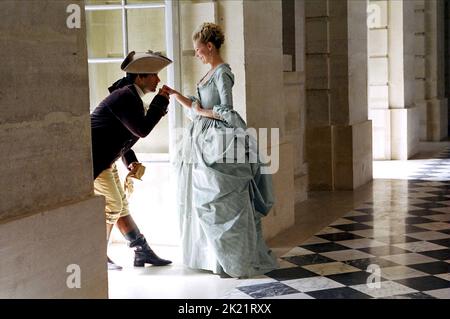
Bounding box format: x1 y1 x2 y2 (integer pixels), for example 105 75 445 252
85 0 170 153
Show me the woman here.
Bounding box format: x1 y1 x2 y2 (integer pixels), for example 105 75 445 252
164 23 278 278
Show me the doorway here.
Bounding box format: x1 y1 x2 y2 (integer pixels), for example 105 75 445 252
84 0 218 247
445 0 450 136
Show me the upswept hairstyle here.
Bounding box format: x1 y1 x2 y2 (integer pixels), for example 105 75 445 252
192 22 225 49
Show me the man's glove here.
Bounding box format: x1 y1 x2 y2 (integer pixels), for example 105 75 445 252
124 162 146 197
128 162 146 180
124 176 134 197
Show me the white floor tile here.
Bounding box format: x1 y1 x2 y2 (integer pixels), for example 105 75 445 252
381 253 438 265
423 288 450 299
351 281 417 298
393 241 448 253
284 276 344 292
380 266 428 280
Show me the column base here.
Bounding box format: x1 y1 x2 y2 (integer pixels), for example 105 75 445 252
423 98 449 141
371 106 421 160
391 105 421 160
0 196 107 298
306 120 373 191
262 142 295 241
333 120 373 190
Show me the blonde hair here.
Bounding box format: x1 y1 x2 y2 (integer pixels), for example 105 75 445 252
192 22 225 49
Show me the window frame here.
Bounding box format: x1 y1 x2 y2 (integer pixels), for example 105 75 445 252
84 0 183 156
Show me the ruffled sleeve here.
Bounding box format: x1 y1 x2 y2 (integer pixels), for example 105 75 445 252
212 67 247 129
184 95 200 121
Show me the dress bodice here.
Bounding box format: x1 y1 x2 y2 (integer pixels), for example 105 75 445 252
196 63 234 111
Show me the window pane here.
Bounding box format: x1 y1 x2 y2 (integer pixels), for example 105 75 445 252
127 8 166 54
126 7 168 153
86 10 124 59
85 0 121 4
132 63 169 153
88 63 124 111
126 0 164 4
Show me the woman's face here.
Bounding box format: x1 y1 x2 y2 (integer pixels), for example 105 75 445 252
193 39 211 64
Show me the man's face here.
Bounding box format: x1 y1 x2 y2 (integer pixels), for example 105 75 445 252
139 74 160 93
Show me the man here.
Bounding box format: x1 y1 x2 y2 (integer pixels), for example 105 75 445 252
91 50 172 270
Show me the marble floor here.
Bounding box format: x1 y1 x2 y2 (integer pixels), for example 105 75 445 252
108 142 450 299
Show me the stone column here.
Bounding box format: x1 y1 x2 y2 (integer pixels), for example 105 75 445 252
422 0 448 140
446 0 450 104
281 0 308 205
368 0 390 159
369 0 421 160
0 0 107 298
305 0 372 190
218 0 296 239
415 0 428 141
388 0 421 159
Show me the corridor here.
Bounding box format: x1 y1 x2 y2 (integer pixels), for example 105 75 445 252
2 0 450 299
109 143 450 299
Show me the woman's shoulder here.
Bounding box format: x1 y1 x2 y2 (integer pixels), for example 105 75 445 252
214 63 234 82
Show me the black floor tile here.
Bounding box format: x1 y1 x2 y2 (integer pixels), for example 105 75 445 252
326 271 387 286
265 267 317 281
333 223 373 232
354 208 375 214
407 209 444 216
419 249 450 260
373 235 421 244
237 282 300 299
306 287 372 299
402 225 432 233
382 292 436 299
429 238 450 248
345 215 375 223
282 254 335 266
413 202 448 209
407 261 450 275
404 216 435 224
301 242 350 253
344 257 399 270
419 196 450 202
359 245 409 256
408 175 429 179
394 276 450 291
316 232 364 242
428 191 450 196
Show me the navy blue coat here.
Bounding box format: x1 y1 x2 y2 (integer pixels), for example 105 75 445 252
91 84 168 179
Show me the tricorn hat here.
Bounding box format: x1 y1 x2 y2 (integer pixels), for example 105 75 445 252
121 50 172 74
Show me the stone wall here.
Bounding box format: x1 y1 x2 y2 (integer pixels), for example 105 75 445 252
0 0 107 298
217 0 296 239
305 0 372 190
422 0 448 141
445 0 450 135
368 0 421 160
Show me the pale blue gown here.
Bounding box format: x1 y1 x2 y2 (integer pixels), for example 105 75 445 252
175 63 279 278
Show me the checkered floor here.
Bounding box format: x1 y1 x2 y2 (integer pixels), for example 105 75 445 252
226 148 450 299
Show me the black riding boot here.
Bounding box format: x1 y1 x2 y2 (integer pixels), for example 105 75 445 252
129 234 172 267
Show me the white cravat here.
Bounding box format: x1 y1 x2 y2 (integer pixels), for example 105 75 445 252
133 84 150 113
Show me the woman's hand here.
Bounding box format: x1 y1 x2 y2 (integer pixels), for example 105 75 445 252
161 85 177 95
157 88 170 99
160 85 193 109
